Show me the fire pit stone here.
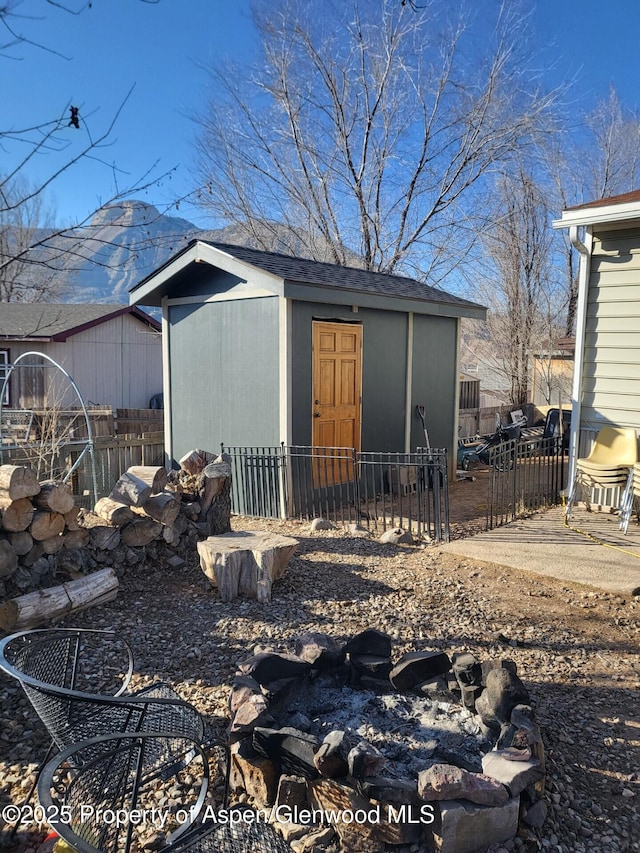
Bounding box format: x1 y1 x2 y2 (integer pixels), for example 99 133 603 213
228 629 546 852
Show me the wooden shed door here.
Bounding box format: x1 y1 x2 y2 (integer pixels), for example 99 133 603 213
312 321 362 485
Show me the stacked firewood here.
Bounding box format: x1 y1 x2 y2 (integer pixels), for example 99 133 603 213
0 464 115 633
0 465 88 586
0 453 232 632
93 452 232 547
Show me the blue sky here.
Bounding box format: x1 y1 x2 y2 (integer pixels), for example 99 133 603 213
3 0 639 229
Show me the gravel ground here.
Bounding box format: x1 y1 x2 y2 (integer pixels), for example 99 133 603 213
1 512 639 852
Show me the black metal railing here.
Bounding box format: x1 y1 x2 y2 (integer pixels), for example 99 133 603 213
485 435 566 529
222 444 450 542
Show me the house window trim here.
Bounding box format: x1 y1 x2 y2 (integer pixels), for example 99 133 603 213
0 349 10 407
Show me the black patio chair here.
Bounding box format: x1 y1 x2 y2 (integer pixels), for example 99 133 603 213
38 733 294 853
0 628 205 837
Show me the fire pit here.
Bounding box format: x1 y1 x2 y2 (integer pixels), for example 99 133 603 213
228 630 545 852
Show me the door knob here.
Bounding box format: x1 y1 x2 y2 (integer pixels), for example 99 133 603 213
314 412 321 418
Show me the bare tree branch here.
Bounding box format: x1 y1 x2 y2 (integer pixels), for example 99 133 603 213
194 0 561 282
477 167 563 406
547 87 640 334
0 2 179 302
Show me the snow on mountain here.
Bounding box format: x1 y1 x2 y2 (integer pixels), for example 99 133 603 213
49 201 199 303
22 199 358 304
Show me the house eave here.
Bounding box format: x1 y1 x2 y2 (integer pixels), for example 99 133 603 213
0 306 160 342
50 306 160 341
553 201 640 229
0 335 53 343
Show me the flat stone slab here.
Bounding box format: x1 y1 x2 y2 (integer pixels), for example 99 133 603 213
197 530 298 602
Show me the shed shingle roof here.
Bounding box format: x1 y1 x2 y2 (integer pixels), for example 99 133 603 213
205 241 484 312
0 304 159 340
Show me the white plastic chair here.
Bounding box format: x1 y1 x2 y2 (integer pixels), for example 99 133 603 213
565 427 637 521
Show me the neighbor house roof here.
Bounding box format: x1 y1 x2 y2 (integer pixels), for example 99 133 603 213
0 304 160 342
554 188 640 229
130 240 487 319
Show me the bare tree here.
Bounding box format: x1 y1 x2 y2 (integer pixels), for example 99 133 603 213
549 88 640 334
479 168 561 407
0 177 63 301
0 1 174 302
194 0 559 281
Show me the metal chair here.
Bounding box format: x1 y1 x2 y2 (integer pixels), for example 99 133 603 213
0 628 205 836
619 462 640 534
37 733 211 853
38 733 294 853
161 808 296 853
565 427 637 521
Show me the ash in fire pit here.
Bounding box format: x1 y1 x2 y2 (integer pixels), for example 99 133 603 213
282 673 490 778
228 630 546 853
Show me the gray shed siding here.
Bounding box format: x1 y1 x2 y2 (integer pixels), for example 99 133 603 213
410 314 458 452
290 301 459 458
290 301 407 451
581 227 640 432
167 297 280 462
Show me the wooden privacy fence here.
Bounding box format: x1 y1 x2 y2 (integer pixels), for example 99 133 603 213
458 403 535 439
115 408 164 435
0 432 165 509
89 432 165 504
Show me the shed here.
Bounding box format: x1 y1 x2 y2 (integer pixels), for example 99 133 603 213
129 241 486 472
0 303 162 410
553 189 640 479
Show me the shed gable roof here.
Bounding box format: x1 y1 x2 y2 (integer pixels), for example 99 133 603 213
130 239 486 318
206 241 482 310
0 304 160 341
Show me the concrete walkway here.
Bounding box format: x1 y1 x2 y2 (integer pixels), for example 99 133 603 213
440 505 640 596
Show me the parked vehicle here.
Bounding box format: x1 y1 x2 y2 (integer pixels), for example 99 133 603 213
542 407 571 452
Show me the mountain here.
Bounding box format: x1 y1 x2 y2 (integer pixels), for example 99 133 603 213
38 201 200 304
20 200 364 304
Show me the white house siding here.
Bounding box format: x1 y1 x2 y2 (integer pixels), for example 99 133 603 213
6 314 162 409
578 225 640 460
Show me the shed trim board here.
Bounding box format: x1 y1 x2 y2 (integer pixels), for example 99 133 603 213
405 312 414 453
554 190 640 478
280 295 292 446
161 297 173 467
280 282 485 319
164 289 277 306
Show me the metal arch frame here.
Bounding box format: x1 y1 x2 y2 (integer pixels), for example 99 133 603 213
0 350 98 505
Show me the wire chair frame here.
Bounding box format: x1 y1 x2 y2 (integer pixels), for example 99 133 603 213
161 804 296 853
37 732 212 853
38 733 291 853
0 629 205 837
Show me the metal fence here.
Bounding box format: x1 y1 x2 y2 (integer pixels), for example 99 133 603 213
222 444 450 542
485 434 566 529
